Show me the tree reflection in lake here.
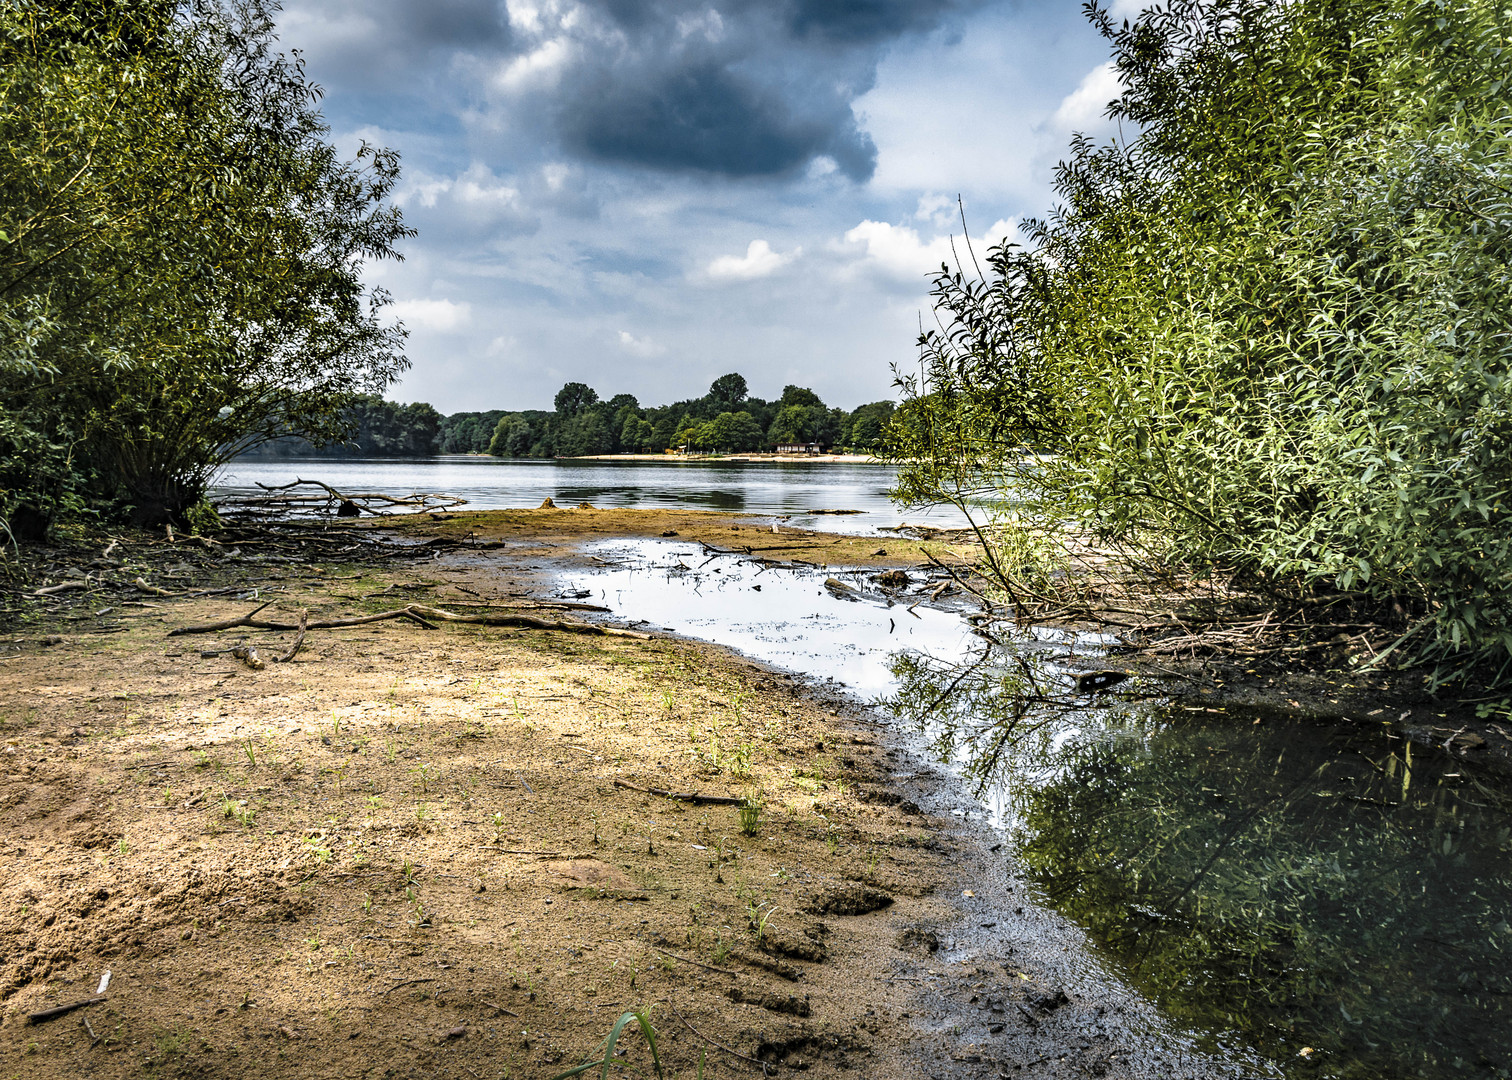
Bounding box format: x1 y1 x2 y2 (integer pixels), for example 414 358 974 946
886 654 1512 1080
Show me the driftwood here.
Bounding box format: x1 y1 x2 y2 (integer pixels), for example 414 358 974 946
215 479 466 521
33 582 90 596
230 646 266 670
28 995 106 1024
168 603 651 640
133 577 175 596
277 608 308 663
613 778 743 806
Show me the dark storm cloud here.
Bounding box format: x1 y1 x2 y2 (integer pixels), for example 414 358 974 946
546 0 979 180
286 0 983 182
565 61 877 180
786 0 964 43
398 0 511 48
279 0 513 91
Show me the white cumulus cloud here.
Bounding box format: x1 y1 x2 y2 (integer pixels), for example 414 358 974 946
389 298 473 332
1050 61 1122 133
706 239 798 281
1106 0 1148 21
617 330 665 357
841 220 954 282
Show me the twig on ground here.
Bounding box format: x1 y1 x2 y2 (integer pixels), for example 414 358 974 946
613 778 743 806
27 996 106 1024
650 949 738 976
277 608 308 663
380 978 437 996
666 1001 771 1075
33 582 91 596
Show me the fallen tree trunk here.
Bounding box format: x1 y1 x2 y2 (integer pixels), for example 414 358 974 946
167 603 650 640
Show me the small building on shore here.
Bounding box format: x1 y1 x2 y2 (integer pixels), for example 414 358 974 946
775 442 825 455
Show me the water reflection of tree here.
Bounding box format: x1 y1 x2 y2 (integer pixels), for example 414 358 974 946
886 653 1512 1080
886 648 1079 795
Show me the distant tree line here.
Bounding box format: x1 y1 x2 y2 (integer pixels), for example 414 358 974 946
480 374 894 458
244 374 894 458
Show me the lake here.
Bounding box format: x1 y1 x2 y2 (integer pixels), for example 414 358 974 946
211 455 974 535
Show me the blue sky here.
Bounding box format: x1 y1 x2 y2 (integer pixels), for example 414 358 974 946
276 0 1137 413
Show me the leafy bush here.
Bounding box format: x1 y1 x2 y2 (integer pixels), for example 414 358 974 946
0 0 410 530
888 0 1512 685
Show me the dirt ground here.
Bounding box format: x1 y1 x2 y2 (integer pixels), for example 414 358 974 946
0 511 1229 1080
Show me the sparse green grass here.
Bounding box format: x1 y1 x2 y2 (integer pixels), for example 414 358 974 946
738 798 761 836
550 1009 693 1080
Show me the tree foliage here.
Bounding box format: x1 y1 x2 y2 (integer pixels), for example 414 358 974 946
0 0 410 532
486 374 885 457
887 0 1512 684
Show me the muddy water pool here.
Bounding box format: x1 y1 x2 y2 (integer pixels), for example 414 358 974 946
563 538 1512 1080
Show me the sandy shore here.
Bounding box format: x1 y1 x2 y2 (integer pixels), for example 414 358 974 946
0 511 1236 1079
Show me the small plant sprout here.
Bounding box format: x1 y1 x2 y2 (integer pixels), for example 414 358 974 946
329 712 342 739
116 838 130 856
307 931 322 950
367 795 384 811
302 836 331 865
415 802 429 822
406 886 431 927
711 933 731 965
550 1009 667 1080
240 737 257 767
491 811 506 842
411 762 436 792
738 797 762 837
385 740 399 764
748 901 777 947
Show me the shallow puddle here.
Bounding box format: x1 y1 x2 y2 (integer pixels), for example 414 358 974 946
558 537 980 698
564 538 1512 1080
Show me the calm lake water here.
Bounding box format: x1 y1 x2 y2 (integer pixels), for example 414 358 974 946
564 541 1512 1080
211 456 974 535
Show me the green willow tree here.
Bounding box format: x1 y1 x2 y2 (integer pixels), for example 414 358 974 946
0 0 410 532
887 0 1512 684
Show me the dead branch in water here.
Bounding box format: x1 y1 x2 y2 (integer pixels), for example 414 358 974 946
216 479 466 520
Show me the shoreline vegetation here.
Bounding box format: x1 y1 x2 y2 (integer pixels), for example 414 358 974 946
880 0 1512 707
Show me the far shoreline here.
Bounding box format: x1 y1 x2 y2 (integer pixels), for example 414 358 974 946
555 451 883 464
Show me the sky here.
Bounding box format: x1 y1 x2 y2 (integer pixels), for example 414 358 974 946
275 0 1140 414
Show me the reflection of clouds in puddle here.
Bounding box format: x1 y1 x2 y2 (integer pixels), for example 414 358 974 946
559 538 977 699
